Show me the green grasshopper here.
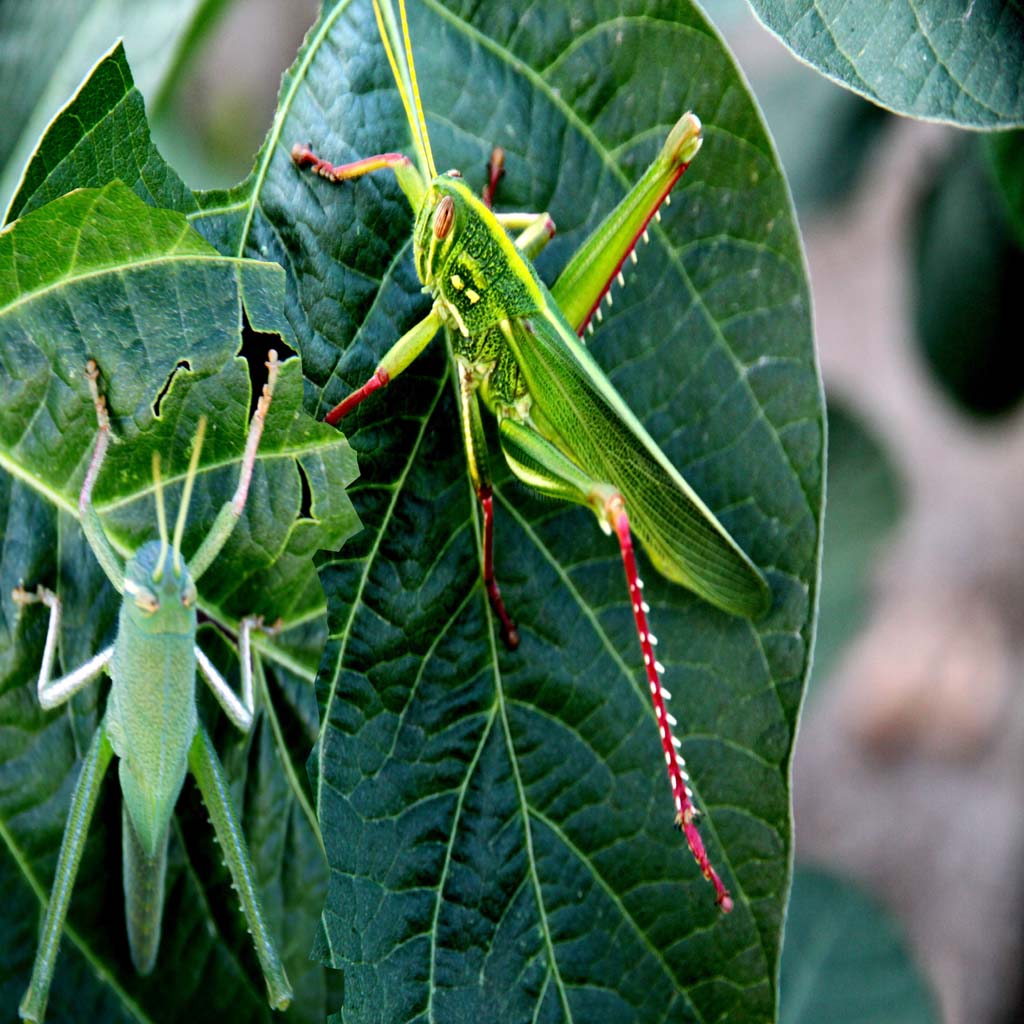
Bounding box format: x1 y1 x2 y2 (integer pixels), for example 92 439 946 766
293 0 771 911
13 354 292 1020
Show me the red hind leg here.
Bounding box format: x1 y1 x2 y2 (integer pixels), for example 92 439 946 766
609 496 733 912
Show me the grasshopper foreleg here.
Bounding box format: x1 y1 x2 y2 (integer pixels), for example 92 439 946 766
79 361 125 590
195 615 280 732
12 585 113 710
323 308 442 424
190 351 280 582
291 147 411 183
292 142 427 215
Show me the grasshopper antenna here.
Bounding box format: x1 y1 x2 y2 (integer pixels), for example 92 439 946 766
172 416 207 576
152 452 169 581
374 0 437 180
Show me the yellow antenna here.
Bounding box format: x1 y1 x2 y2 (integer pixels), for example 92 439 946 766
152 452 168 581
172 416 207 576
373 0 436 179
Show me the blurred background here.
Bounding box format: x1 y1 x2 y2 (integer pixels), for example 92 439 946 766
7 0 1022 1019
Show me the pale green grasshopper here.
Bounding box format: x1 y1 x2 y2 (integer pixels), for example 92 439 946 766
293 0 770 910
13 355 292 1020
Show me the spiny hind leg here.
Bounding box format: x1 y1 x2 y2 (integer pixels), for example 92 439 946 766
19 724 115 1023
188 727 292 1010
496 417 732 909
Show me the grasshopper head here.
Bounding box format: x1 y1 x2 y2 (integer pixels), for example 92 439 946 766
123 541 198 635
412 173 469 287
121 419 206 634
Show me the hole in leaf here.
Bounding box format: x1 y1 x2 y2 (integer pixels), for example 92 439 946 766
297 460 313 520
153 360 191 417
240 312 296 419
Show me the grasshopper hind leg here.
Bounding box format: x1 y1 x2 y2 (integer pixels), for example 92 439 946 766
19 724 116 1023
497 417 733 909
609 497 733 912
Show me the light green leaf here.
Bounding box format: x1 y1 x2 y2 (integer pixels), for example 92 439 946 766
746 0 1024 128
191 0 823 1019
5 42 196 225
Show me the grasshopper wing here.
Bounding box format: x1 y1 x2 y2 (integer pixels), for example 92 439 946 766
503 306 771 619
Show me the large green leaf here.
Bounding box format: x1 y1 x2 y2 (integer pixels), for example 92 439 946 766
185 0 823 1019
745 0 1024 128
0 181 357 1020
780 867 940 1023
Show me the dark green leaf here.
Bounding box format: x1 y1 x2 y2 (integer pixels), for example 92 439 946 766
0 181 357 1020
745 0 1024 128
197 0 823 1019
913 135 1024 418
780 866 940 1024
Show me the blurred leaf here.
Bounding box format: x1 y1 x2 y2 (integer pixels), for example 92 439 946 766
0 0 230 216
751 69 888 213
914 136 1024 418
780 866 940 1023
185 0 823 1019
0 181 358 1020
746 0 1024 128
984 129 1024 248
811 403 902 689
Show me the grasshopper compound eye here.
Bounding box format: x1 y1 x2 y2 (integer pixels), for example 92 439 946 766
433 195 455 239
